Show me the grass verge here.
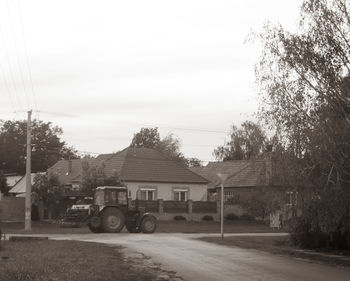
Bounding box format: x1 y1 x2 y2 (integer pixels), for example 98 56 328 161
0 240 176 281
199 235 350 268
2 219 282 234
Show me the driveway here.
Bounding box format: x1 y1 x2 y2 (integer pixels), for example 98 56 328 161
49 233 350 281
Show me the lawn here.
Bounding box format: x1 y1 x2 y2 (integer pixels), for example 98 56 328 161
2 219 282 234
0 240 174 281
199 235 350 268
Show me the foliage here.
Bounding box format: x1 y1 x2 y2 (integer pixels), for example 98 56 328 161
225 213 239 220
81 161 121 194
290 189 350 249
173 215 187 221
32 173 63 214
0 120 79 174
130 127 161 148
131 127 189 165
213 121 267 161
0 170 8 195
256 0 350 249
202 215 214 221
185 157 203 167
241 188 283 221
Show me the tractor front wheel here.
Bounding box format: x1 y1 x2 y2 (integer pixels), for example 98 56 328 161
102 208 125 233
140 216 157 233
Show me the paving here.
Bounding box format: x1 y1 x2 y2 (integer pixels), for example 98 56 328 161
9 232 348 281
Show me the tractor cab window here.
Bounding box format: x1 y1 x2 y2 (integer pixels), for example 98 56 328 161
94 190 104 205
105 190 117 204
118 191 127 205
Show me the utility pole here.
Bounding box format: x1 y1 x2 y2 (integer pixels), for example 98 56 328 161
217 173 228 240
25 110 32 231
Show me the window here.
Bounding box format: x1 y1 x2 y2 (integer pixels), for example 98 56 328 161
174 189 188 201
286 191 297 206
224 191 240 203
139 187 156 201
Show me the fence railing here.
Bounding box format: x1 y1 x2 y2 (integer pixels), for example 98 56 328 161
131 199 217 214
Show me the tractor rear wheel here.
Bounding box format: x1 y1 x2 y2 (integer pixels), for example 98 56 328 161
101 208 125 233
140 216 156 233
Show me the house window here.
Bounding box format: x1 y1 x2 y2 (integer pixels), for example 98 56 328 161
286 191 297 206
224 191 240 203
174 189 188 201
139 187 156 201
72 184 80 191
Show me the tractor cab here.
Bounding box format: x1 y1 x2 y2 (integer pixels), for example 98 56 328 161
88 186 156 234
93 186 128 209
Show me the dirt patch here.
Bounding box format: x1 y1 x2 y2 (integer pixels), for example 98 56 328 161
118 246 185 281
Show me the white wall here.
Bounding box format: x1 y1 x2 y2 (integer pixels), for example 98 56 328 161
124 181 208 201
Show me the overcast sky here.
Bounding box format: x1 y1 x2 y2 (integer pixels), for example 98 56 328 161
0 0 304 162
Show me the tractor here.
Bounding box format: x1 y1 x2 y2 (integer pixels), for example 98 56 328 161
87 186 157 233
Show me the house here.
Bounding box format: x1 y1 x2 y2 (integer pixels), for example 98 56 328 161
48 147 210 202
8 173 37 197
47 147 215 221
191 158 272 201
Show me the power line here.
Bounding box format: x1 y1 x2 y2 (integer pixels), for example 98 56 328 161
0 17 23 111
6 0 30 109
18 0 38 111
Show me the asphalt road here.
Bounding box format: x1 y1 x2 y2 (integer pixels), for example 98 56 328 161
50 233 350 281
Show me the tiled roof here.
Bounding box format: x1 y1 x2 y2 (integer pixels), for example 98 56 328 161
48 159 87 185
48 147 208 185
191 160 266 188
104 147 208 184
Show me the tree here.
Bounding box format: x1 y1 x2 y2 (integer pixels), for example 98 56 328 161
185 157 203 168
0 170 8 195
131 127 187 164
32 173 62 219
0 120 79 174
213 121 267 161
81 161 121 194
256 0 350 249
130 127 160 148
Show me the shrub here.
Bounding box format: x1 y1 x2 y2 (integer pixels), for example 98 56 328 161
239 214 255 221
202 215 214 221
173 215 186 221
289 190 350 250
225 213 239 220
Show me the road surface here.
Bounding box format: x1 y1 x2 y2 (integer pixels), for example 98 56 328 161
49 233 350 281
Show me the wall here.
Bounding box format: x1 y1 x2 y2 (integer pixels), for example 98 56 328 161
0 196 25 222
130 199 219 221
125 181 208 201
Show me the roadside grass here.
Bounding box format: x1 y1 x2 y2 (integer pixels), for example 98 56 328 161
2 219 282 234
199 235 350 268
0 240 159 281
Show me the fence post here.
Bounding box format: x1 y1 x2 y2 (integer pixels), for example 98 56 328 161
188 200 193 214
158 199 163 214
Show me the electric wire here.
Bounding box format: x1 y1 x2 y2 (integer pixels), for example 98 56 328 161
0 19 23 111
18 0 38 111
6 0 30 109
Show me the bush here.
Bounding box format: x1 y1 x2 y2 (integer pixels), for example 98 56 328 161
173 215 186 221
202 215 214 221
225 213 239 220
239 214 255 221
289 191 350 250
